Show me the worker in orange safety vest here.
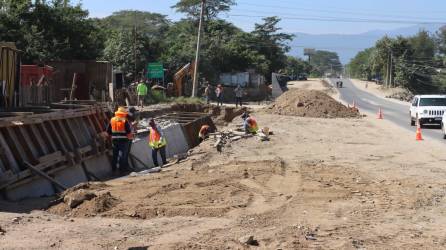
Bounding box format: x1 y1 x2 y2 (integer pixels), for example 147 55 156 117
241 112 259 134
198 125 211 142
148 118 168 167
107 107 132 174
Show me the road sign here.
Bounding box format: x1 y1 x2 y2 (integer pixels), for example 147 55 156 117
147 62 164 79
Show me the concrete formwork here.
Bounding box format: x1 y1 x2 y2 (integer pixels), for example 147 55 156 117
0 105 113 201
130 122 190 169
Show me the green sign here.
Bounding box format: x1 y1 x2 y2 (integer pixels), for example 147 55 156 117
147 62 164 79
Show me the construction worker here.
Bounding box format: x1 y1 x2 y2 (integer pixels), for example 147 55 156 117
126 106 139 155
198 125 211 142
148 118 168 167
215 84 224 106
204 84 211 104
136 80 148 108
107 107 132 174
234 84 244 107
241 112 259 134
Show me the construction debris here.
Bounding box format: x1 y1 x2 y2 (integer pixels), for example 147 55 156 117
239 235 259 246
63 190 97 209
211 130 254 152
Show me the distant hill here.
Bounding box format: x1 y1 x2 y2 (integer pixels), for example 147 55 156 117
289 24 444 64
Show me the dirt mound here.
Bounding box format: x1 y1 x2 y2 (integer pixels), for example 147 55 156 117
267 89 360 118
48 189 120 217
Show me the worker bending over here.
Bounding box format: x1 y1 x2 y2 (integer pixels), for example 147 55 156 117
148 119 168 167
198 125 211 142
107 107 133 174
242 112 259 134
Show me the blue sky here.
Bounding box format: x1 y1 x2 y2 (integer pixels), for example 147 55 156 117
77 0 446 34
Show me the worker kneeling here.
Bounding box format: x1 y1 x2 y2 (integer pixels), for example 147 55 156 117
107 107 133 174
148 119 168 167
242 112 259 134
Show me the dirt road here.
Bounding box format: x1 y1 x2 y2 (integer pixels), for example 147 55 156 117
1 83 446 249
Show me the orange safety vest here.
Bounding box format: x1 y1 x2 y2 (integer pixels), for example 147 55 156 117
148 127 167 149
198 125 210 139
110 116 132 140
247 117 259 134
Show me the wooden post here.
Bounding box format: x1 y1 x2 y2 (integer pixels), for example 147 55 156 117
24 161 68 191
69 73 77 101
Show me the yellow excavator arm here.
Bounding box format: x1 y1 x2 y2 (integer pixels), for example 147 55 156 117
173 62 195 97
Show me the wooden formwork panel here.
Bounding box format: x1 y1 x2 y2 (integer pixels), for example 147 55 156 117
0 106 112 190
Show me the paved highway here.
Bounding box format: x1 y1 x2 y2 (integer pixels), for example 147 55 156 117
329 78 445 142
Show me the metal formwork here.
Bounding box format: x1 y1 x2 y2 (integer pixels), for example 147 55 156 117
0 105 112 194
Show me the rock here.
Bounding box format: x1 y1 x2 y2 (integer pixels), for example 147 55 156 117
12 217 21 223
0 226 5 235
63 189 97 209
239 235 259 246
243 169 249 179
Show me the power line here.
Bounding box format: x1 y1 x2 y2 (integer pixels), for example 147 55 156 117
235 3 446 22
236 0 446 15
228 14 446 25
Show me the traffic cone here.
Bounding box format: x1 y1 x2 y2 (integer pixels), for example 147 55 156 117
352 100 357 109
415 121 423 141
377 107 384 119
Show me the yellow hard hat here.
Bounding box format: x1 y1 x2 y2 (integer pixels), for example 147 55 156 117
115 107 128 117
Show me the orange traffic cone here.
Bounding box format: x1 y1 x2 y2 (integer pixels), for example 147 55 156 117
415 121 423 141
377 107 384 119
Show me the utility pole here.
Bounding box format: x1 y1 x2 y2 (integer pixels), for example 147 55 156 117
133 13 138 82
385 50 391 88
389 51 393 88
192 0 205 98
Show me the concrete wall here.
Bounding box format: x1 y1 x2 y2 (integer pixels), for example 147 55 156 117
3 155 111 201
130 122 190 169
53 165 88 189
4 178 55 201
83 155 113 180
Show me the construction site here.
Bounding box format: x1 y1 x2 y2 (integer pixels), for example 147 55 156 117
2 44 446 248
3 1 446 249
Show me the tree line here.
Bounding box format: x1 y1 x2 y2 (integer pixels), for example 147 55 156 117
347 28 446 94
1 0 340 83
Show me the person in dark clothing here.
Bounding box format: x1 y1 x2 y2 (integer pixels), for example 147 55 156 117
215 84 224 106
106 107 133 174
148 119 168 167
234 84 244 107
126 106 139 158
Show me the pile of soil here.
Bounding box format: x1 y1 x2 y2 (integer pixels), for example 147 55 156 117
267 89 360 118
48 182 120 217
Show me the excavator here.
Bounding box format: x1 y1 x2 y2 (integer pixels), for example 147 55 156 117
173 62 195 97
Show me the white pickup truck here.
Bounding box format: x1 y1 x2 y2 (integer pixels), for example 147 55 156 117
409 95 446 128
443 114 446 139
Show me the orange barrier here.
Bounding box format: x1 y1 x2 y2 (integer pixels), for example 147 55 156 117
415 121 423 141
377 107 384 119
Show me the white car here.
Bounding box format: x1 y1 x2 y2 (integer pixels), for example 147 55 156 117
409 95 446 127
443 114 446 139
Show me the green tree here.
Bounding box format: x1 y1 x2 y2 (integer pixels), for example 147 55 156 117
172 0 235 19
347 48 374 80
283 56 312 76
409 30 435 60
310 50 342 76
251 16 294 78
0 0 104 63
102 29 151 80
